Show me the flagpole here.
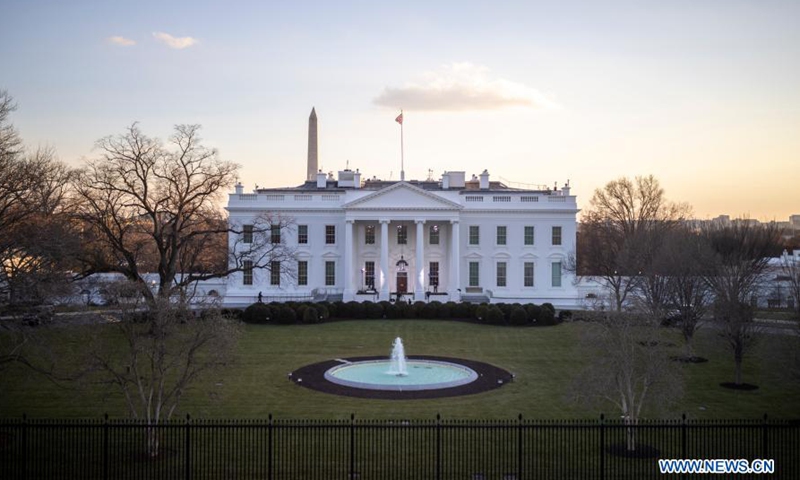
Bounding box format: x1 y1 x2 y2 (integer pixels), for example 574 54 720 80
400 109 405 181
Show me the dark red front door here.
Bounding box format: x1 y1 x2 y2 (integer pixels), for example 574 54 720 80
396 273 407 293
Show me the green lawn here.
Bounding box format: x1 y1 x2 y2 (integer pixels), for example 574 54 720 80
2 319 799 420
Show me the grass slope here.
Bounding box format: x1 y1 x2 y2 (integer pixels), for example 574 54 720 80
1 320 798 420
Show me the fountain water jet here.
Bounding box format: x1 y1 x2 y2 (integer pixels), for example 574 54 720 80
387 337 408 376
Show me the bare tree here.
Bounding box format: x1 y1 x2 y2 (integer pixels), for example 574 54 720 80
570 312 683 452
72 123 294 301
658 229 714 359
702 221 782 387
576 175 690 311
83 282 241 456
779 250 800 319
0 91 77 306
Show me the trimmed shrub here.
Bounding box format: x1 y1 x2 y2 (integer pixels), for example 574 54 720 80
451 302 470 319
384 302 401 319
221 308 243 320
274 305 297 324
509 306 529 326
475 304 489 322
412 301 427 318
538 304 557 326
363 301 384 319
316 303 330 321
422 301 441 319
326 301 341 318
242 303 272 324
496 303 512 321
558 309 572 322
346 301 365 319
302 306 320 324
525 304 542 324
398 301 416 319
486 305 505 325
439 302 455 319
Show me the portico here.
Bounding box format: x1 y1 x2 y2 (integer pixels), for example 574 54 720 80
341 182 463 302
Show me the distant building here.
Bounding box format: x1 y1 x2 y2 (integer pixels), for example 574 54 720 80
224 109 580 307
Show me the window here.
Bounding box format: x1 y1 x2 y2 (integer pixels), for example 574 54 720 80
365 225 375 245
469 262 480 287
524 262 534 287
298 225 308 244
496 262 507 287
397 225 407 244
469 226 480 245
364 261 375 289
270 261 281 285
429 225 440 245
429 262 439 287
297 261 308 286
325 261 336 286
270 224 281 244
243 225 253 244
325 225 336 244
242 260 253 285
551 261 562 287
552 226 562 246
524 226 535 246
496 226 507 246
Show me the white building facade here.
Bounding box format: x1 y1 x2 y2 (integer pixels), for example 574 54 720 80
224 109 580 308
225 171 579 308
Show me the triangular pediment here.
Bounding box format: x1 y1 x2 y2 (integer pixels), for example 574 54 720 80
344 182 462 211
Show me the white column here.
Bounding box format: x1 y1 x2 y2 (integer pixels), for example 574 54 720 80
449 220 461 301
343 219 355 301
379 219 390 301
414 220 426 301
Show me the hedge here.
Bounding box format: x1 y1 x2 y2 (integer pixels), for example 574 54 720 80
240 299 565 327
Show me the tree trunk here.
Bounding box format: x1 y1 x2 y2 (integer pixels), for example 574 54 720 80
147 424 160 457
734 355 743 385
625 416 637 451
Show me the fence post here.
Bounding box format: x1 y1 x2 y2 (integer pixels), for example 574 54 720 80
268 414 273 480
103 413 109 480
517 414 523 480
762 413 768 459
599 414 605 480
349 413 355 480
681 413 687 459
185 414 191 480
21 414 27 480
436 413 442 480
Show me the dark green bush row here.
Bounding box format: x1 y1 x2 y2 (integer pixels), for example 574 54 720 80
240 300 568 326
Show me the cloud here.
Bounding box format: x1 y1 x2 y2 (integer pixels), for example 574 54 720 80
108 36 136 46
374 62 559 111
152 32 198 49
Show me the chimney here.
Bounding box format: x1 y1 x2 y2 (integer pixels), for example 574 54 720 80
562 182 571 196
479 169 490 190
316 170 327 189
353 169 361 189
307 107 318 182
442 172 450 189
234 182 243 194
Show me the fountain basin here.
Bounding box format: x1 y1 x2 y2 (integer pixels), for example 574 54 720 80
325 359 478 391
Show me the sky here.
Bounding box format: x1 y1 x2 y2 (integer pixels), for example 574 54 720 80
1 0 799 220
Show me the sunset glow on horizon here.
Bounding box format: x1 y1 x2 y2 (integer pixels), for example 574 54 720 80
2 0 798 220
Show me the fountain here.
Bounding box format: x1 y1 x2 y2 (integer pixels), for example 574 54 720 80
323 337 479 391
387 337 408 376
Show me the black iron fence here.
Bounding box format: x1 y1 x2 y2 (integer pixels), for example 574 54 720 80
1 414 798 479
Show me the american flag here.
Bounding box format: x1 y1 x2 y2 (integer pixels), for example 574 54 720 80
395 112 403 125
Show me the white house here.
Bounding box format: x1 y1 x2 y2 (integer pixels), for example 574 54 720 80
224 109 580 308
